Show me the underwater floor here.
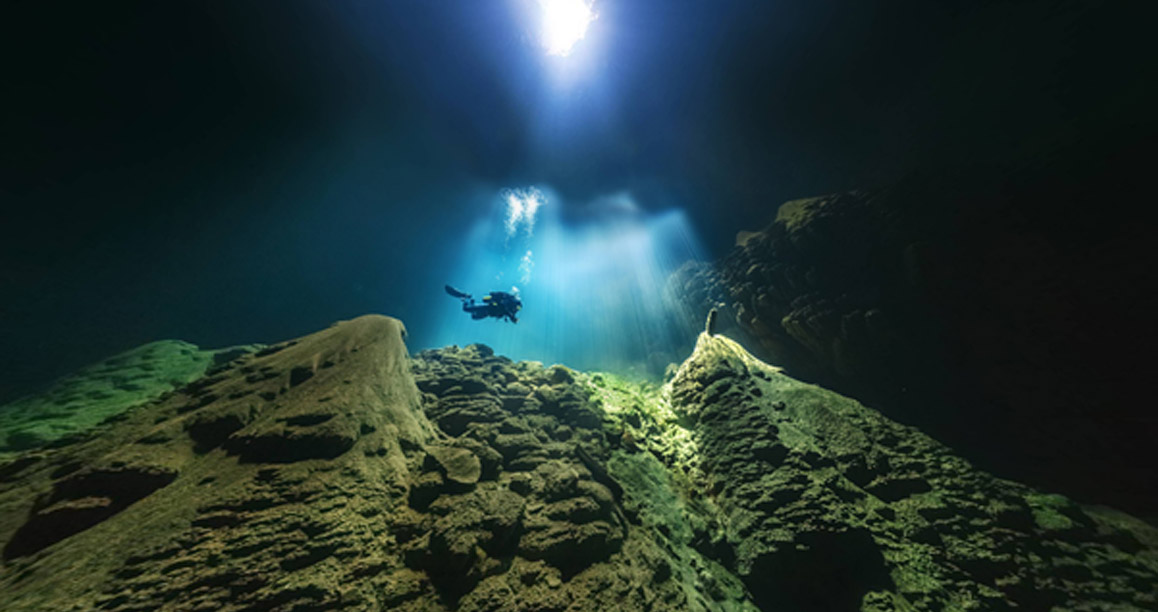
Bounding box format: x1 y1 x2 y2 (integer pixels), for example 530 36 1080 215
0 314 1155 611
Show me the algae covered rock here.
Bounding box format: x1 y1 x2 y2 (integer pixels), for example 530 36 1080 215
425 444 482 485
0 340 259 455
0 321 753 611
663 331 1158 611
0 316 1155 611
0 315 436 610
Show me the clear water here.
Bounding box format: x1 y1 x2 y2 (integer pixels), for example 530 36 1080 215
421 187 705 378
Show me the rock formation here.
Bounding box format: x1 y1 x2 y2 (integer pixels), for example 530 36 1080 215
0 314 1156 610
665 332 1158 610
668 177 1157 519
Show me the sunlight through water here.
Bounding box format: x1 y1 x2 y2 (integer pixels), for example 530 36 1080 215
427 188 704 378
537 0 597 56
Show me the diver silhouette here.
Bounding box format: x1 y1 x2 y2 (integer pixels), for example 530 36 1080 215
445 285 521 323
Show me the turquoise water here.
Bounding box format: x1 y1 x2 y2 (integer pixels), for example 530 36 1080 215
421 187 705 377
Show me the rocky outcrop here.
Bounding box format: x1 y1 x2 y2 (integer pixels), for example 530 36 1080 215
0 316 437 610
669 179 1158 518
407 346 738 608
0 315 1155 610
0 318 749 611
662 331 1158 611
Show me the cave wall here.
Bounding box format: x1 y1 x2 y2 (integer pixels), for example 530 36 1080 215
670 165 1157 517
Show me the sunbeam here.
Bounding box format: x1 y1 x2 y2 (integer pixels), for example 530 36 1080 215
426 188 704 378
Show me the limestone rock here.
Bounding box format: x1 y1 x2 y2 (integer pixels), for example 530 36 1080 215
424 444 481 485
666 331 1158 611
1 317 1155 611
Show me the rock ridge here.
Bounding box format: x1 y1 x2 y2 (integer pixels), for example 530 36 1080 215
0 315 1154 610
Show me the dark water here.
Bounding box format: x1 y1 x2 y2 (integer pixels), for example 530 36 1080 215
1 0 1153 401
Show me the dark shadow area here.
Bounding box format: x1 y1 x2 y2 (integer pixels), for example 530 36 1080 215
4 465 177 559
675 136 1158 519
744 528 893 611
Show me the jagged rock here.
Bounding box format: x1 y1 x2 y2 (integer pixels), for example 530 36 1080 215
1 317 1155 611
424 444 481 485
666 330 1158 611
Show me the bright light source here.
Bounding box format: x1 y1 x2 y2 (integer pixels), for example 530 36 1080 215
537 0 596 56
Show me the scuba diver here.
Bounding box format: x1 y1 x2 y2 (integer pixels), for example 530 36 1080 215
445 285 522 323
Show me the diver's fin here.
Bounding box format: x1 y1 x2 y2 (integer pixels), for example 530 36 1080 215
445 285 471 299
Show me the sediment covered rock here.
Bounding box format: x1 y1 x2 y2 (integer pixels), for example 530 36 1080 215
0 316 1155 610
0 340 260 454
664 331 1158 611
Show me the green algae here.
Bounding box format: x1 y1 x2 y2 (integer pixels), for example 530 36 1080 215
1 325 1155 611
580 334 1158 610
0 340 257 455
